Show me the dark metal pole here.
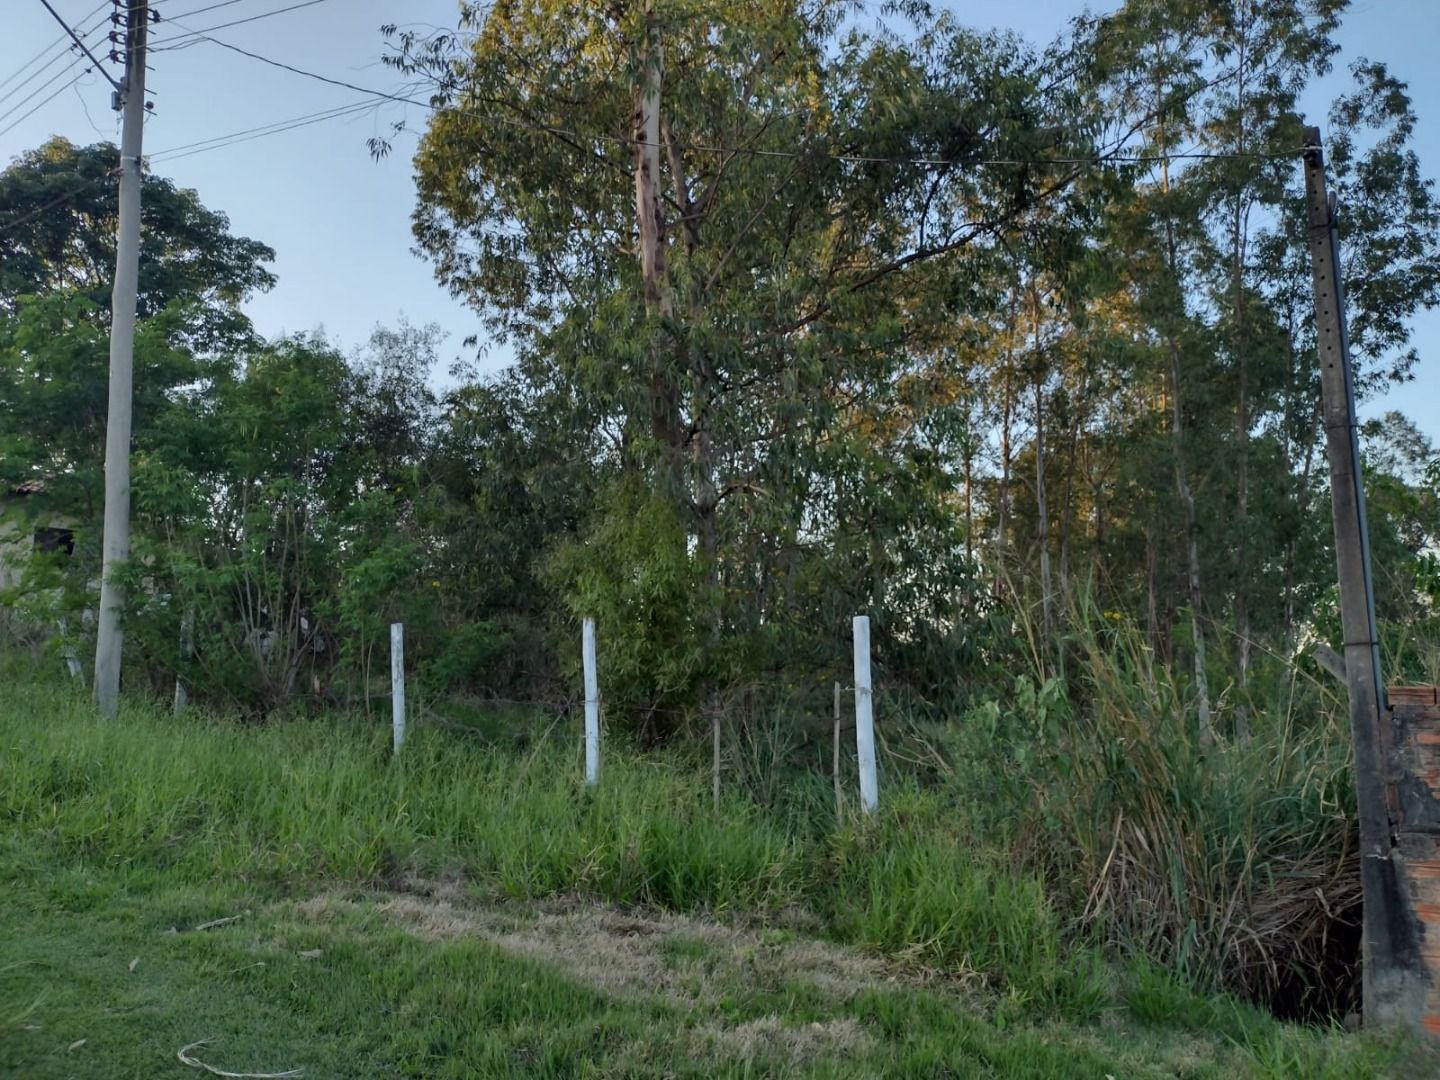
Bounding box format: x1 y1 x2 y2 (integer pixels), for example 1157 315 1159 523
1302 126 1425 1028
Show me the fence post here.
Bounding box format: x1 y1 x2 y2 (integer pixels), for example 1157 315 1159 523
711 705 722 811
583 617 600 786
174 607 194 714
833 680 843 820
391 622 406 754
852 615 877 814
57 617 82 682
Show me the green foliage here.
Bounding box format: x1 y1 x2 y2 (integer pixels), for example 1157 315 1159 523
2 682 1427 1078
0 137 274 335
5 0 1440 1049
822 792 1109 1017
548 480 706 725
948 602 1360 1012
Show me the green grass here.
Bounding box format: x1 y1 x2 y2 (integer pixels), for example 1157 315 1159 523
1 682 1431 1077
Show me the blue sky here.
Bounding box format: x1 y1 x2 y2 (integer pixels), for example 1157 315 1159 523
4 0 1440 441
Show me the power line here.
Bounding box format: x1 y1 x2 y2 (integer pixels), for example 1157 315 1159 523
34 0 123 93
3 4 114 110
0 11 1308 241
0 96 395 238
0 51 94 126
148 0 331 51
183 32 1305 170
151 0 264 20
148 97 382 163
2 38 78 104
0 46 85 113
4 1 109 96
0 171 119 239
0 67 97 141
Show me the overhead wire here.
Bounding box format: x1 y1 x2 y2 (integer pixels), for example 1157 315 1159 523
3 3 114 110
70 66 113 138
0 45 103 128
33 0 123 93
147 97 384 164
4 0 110 96
176 31 1305 169
0 9 398 235
149 0 265 19
1 5 1308 238
147 0 331 51
0 169 119 239
0 66 99 140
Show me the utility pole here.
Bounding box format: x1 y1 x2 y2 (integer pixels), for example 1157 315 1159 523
94 0 149 718
1302 127 1425 1029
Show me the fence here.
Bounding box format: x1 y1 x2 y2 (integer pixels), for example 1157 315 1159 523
383 612 888 814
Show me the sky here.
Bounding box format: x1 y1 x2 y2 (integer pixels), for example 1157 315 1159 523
4 0 1440 440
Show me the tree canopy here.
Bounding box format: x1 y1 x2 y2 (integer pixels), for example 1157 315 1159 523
2 0 1438 726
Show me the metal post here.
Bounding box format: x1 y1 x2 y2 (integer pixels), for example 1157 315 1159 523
93 0 149 718
1303 126 1424 1028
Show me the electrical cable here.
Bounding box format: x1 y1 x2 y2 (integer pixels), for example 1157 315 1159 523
146 0 331 51
147 97 382 163
0 170 118 239
33 0 123 93
4 3 115 109
150 0 266 21
0 50 99 127
0 9 1310 239
181 32 1306 169
0 95 393 237
0 67 96 139
6 1 109 96
0 46 86 112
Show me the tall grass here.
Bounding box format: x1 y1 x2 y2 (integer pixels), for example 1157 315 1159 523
947 599 1361 1012
3 586 1371 1019
0 681 1102 1015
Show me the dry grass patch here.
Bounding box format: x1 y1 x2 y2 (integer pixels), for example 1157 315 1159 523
367 892 900 1006
698 1015 875 1065
281 887 911 1011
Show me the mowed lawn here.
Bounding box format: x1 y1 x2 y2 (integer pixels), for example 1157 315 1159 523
2 684 1433 1078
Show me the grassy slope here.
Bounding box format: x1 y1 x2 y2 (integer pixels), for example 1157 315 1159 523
1 684 1430 1078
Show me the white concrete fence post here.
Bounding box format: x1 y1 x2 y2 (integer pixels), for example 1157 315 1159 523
57 617 82 682
583 617 600 786
853 615 877 814
391 622 406 755
174 607 194 714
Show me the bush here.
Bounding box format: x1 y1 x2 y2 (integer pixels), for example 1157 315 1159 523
945 604 1360 1011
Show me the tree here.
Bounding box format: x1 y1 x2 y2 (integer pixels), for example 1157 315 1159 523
0 140 275 500
0 138 274 342
385 0 1127 719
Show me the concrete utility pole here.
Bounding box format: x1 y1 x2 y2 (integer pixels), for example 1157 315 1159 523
94 0 149 718
1302 127 1425 1028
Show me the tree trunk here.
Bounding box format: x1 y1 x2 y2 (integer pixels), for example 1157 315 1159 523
997 376 1013 590
632 5 681 489
995 290 1018 596
1159 155 1215 747
1146 528 1159 655
1230 38 1253 691
1059 378 1084 605
1231 199 1252 741
963 436 975 564
1031 287 1054 650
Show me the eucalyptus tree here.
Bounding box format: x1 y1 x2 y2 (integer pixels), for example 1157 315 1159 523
384 0 1119 712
